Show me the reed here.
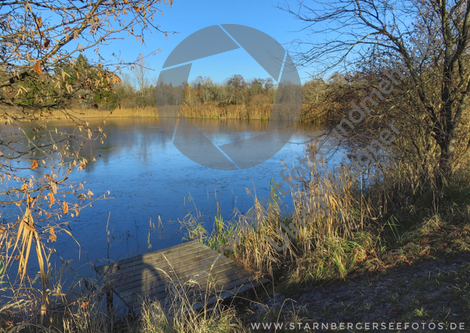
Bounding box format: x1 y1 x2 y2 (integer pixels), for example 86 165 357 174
180 104 324 123
180 140 470 290
55 107 160 119
0 107 159 122
0 104 324 123
0 235 248 333
179 151 377 287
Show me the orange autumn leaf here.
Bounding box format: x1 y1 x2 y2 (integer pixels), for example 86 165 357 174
63 201 69 214
30 159 38 169
33 61 43 76
48 191 55 207
133 6 140 12
80 301 89 308
112 74 122 83
36 17 43 28
27 194 36 208
49 227 57 242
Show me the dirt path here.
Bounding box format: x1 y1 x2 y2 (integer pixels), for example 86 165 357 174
246 252 470 332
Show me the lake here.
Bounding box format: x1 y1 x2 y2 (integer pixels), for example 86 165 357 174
1 118 336 278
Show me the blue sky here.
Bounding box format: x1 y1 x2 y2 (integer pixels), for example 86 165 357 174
86 0 321 86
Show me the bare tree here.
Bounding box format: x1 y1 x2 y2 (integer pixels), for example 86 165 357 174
281 0 470 185
132 59 150 95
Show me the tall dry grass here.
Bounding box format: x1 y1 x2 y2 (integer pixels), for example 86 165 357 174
1 259 248 333
181 104 323 123
0 104 323 123
55 107 160 119
180 146 378 287
181 104 272 120
180 135 470 289
0 107 159 122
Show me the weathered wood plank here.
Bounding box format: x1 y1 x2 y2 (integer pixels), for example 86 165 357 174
145 277 270 315
117 258 255 298
112 259 238 298
96 241 210 275
119 263 255 305
99 248 233 283
131 276 269 314
109 252 236 290
94 240 267 315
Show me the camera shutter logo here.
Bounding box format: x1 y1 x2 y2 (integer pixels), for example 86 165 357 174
156 24 302 170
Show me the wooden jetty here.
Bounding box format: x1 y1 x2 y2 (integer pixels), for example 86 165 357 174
94 240 267 315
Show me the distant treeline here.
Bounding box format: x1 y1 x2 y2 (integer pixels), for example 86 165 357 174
0 54 378 124
84 71 355 124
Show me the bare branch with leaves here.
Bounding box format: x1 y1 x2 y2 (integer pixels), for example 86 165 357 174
0 0 175 321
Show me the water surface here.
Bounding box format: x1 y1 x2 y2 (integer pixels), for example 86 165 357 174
2 118 330 277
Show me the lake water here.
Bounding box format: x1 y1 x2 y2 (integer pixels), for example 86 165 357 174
2 118 335 278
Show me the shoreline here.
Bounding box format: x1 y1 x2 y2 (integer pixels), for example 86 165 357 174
0 104 325 123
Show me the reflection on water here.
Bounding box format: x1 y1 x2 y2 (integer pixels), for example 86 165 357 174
1 118 332 277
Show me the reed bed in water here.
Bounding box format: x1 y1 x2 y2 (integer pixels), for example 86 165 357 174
181 104 271 120
60 107 160 119
0 107 159 121
0 104 323 123
181 104 323 123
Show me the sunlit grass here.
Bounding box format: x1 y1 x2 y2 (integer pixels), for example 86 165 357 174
0 104 323 123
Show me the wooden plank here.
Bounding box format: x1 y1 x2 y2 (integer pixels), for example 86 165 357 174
107 253 235 292
95 241 267 315
131 275 268 313
96 241 209 275
95 241 206 274
96 248 222 286
119 262 255 305
147 277 270 315
99 248 233 283
131 261 254 295
121 267 264 311
117 260 254 302
113 259 237 298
